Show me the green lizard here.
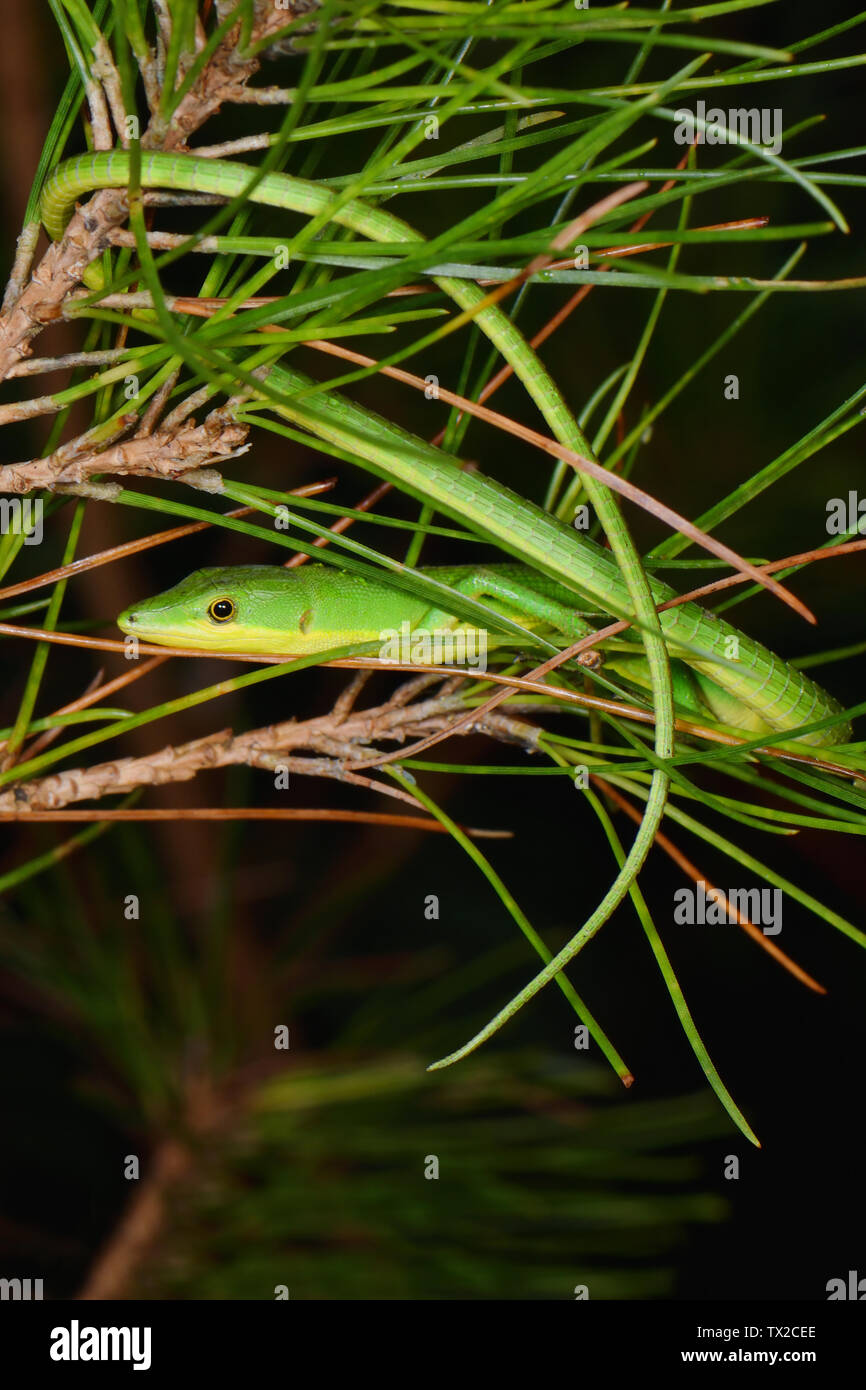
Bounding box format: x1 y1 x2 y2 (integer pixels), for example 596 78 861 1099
39 146 859 1126
116 559 851 747
36 151 850 750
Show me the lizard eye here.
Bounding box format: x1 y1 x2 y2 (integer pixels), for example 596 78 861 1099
208 597 236 623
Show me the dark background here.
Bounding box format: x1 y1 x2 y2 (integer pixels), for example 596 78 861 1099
0 0 863 1299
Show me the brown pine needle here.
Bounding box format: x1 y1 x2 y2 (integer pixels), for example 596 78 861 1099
501 537 866 659
0 655 170 759
596 779 826 994
112 177 764 588
285 479 392 567
0 621 854 777
288 164 701 563
0 807 511 837
0 479 336 605
474 152 694 403
653 537 866 607
15 668 106 765
298 335 813 622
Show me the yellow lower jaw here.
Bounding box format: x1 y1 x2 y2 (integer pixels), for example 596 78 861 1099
125 622 381 654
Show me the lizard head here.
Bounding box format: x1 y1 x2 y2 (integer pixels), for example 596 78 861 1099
116 561 383 653
117 566 323 653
